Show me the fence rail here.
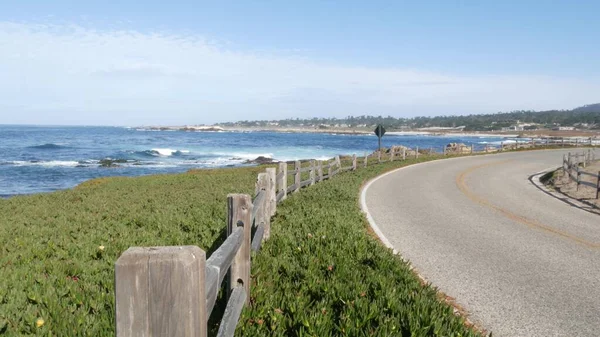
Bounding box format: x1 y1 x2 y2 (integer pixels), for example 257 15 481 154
561 150 600 198
114 140 598 337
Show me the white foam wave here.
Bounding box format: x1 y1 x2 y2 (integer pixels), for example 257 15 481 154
151 148 190 156
8 160 81 167
212 152 273 160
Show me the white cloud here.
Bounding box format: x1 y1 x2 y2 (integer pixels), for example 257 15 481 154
0 21 598 125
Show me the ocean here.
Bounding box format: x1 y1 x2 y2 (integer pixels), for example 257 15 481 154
0 125 518 197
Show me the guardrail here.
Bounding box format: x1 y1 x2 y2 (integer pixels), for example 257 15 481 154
114 140 598 336
562 150 600 198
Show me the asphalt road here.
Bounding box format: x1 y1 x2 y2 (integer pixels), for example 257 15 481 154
362 149 600 337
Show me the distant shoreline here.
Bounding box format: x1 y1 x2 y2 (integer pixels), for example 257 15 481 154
141 125 599 139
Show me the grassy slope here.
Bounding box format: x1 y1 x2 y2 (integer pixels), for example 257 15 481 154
0 155 481 336
0 167 267 336
239 157 481 337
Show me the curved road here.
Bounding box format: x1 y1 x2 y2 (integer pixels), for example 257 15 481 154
362 149 600 337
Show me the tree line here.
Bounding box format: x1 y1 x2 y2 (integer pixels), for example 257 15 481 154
217 104 600 131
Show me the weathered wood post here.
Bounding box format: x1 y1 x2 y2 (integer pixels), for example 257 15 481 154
500 141 504 151
277 162 287 202
310 160 316 185
576 138 579 147
415 146 419 159
588 149 592 165
561 138 565 147
377 150 381 163
328 160 333 177
390 147 394 162
352 154 357 170
363 153 368 168
318 161 323 181
470 144 474 154
562 154 567 173
443 146 446 156
294 161 301 193
115 246 207 337
596 171 600 199
227 194 252 304
576 166 581 191
430 146 433 155
402 148 406 160
265 168 276 217
255 173 270 241
335 156 341 170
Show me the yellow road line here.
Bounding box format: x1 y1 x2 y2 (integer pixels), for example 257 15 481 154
456 160 600 249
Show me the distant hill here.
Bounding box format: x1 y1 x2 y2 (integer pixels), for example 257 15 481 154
217 104 600 131
572 103 600 113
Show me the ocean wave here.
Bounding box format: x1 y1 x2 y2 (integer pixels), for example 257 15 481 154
479 140 517 145
211 152 273 160
4 160 80 167
130 148 191 157
152 148 190 156
27 143 70 150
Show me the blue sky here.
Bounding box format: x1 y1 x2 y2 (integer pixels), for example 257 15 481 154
1 1 599 125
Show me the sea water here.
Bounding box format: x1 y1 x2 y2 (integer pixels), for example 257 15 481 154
0 125 517 196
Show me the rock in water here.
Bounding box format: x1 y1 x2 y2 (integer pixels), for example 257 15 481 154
244 156 274 165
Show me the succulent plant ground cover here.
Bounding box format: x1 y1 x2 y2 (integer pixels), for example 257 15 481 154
0 166 267 336
0 155 482 336
239 157 482 337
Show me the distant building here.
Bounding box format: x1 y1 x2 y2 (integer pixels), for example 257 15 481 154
552 126 576 131
501 125 524 131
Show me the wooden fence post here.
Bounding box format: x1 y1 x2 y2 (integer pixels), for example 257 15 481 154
402 148 406 160
352 154 357 170
588 149 592 165
227 194 252 304
563 154 566 173
265 168 276 217
255 172 269 234
335 156 341 170
415 146 419 159
294 161 301 193
443 146 446 156
115 246 207 337
255 173 271 241
390 147 394 162
576 167 581 191
596 171 600 199
277 162 287 202
562 138 565 147
363 153 368 168
318 161 323 181
470 145 474 154
328 161 333 177
576 138 579 147
500 141 504 151
310 160 316 185
378 150 381 163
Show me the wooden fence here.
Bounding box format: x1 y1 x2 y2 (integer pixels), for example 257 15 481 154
562 150 600 198
114 140 599 337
